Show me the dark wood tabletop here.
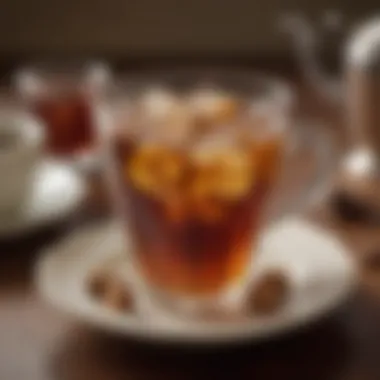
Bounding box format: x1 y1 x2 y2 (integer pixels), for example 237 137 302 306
1 77 380 380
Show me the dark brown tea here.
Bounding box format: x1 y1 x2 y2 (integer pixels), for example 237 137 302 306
107 88 283 296
113 139 281 295
118 142 276 293
33 91 94 156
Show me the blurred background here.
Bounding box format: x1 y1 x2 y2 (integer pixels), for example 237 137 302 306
0 1 375 64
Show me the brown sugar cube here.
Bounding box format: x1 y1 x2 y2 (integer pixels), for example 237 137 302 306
104 280 135 312
247 270 290 316
87 271 111 300
87 271 135 313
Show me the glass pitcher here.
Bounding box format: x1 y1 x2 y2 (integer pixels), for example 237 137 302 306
281 10 349 106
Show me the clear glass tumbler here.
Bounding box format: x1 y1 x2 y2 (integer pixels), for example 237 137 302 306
98 69 294 315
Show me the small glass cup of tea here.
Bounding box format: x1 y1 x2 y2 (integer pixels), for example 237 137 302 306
97 69 295 317
14 61 110 163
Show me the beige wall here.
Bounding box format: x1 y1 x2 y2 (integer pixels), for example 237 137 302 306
0 0 378 57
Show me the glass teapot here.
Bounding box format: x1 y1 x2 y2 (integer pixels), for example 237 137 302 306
281 10 345 105
283 11 380 211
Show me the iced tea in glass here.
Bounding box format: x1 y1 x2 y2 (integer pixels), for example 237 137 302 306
100 70 293 312
15 62 109 157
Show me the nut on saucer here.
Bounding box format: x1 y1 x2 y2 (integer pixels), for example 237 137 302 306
246 269 290 316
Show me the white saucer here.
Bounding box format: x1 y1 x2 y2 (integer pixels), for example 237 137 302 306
0 160 86 237
36 217 357 345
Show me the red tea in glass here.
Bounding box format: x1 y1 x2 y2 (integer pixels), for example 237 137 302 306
32 90 93 156
114 137 281 295
16 63 109 157
101 71 292 312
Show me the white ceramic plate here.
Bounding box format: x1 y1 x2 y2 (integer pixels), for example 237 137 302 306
36 217 357 344
0 160 86 237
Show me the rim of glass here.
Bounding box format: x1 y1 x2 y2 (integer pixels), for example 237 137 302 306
105 68 295 111
14 60 111 96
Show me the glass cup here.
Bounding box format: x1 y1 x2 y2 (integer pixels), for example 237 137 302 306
15 61 110 160
99 69 294 315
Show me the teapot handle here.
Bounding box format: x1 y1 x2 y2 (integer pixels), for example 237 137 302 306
279 11 342 105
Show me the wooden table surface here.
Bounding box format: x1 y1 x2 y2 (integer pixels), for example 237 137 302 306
1 80 380 380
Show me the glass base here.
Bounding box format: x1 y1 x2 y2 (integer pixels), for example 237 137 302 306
144 281 248 322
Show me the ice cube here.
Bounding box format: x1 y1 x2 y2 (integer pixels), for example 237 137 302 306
162 103 193 146
190 141 255 201
127 144 184 197
140 88 178 120
189 89 239 125
139 89 193 146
